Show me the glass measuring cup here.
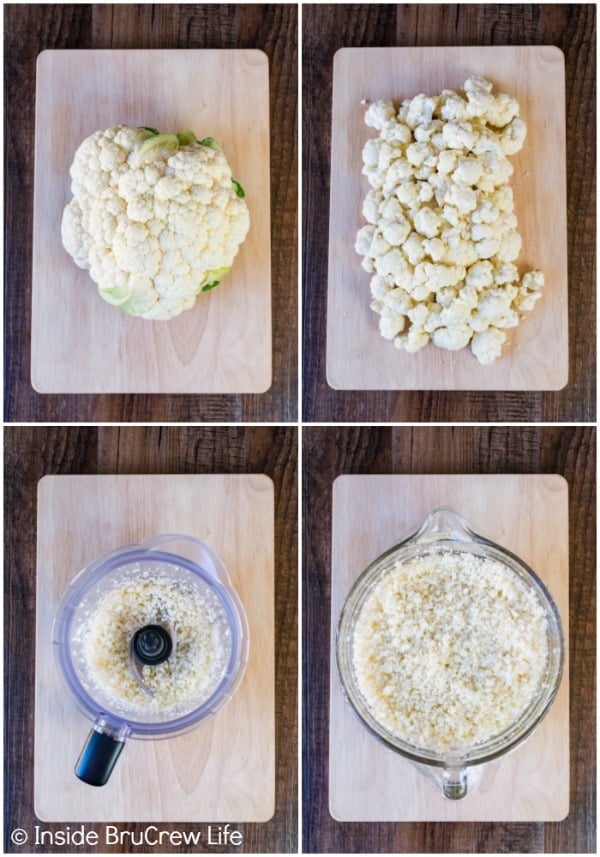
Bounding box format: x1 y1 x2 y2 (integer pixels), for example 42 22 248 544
336 507 564 800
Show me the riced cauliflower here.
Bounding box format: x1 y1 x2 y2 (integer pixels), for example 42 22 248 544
61 126 250 319
77 571 232 718
355 77 544 364
352 550 550 752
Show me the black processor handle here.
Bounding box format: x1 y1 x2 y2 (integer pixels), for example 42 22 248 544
75 717 130 787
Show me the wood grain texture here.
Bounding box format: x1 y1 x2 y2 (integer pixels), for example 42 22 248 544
5 426 298 852
5 4 297 421
303 426 595 852
327 46 567 390
330 475 569 821
32 49 271 394
303 4 595 420
35 475 274 821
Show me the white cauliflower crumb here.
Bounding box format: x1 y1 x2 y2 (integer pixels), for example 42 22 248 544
76 569 232 719
61 126 250 319
352 550 549 753
355 77 543 364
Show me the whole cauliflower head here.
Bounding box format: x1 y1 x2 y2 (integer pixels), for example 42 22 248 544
61 126 250 319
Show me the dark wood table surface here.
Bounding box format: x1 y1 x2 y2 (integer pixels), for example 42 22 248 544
302 4 596 423
4 4 298 423
303 425 596 853
4 426 298 853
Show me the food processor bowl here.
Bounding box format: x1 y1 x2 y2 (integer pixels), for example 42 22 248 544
53 534 249 786
336 507 564 800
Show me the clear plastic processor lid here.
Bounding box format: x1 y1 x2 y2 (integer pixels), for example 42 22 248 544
54 539 248 739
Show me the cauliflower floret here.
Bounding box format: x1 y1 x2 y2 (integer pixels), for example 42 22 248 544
476 286 519 328
441 204 460 227
61 126 250 319
406 303 430 328
491 185 515 212
365 100 396 130
61 200 91 268
472 199 500 224
439 91 470 122
445 183 478 214
355 224 376 256
369 233 391 257
417 182 434 203
478 151 513 190
376 197 400 221
355 77 543 364
486 92 520 128
362 191 382 224
406 142 435 167
496 230 522 262
422 262 466 291
471 328 507 364
500 118 527 155
370 275 392 300
405 94 439 127
414 207 442 238
375 248 412 285
522 270 544 292
396 181 421 210
442 121 477 151
466 260 494 290
514 270 544 312
475 237 500 259
414 120 443 143
381 122 413 145
422 237 446 262
442 237 479 267
438 293 476 327
362 164 385 189
381 216 412 247
464 76 493 96
377 142 403 171
471 129 504 156
362 138 383 167
515 291 542 312
471 223 495 242
403 233 426 266
436 286 458 308
494 262 519 285
437 149 459 175
464 76 496 119
395 328 430 353
431 324 473 350
380 158 414 189
452 156 483 186
379 313 406 340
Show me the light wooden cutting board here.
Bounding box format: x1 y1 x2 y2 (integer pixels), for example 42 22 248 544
35 475 274 822
330 474 569 821
327 46 568 390
32 50 271 394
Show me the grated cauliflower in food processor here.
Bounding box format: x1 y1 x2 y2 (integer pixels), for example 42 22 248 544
77 571 232 718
